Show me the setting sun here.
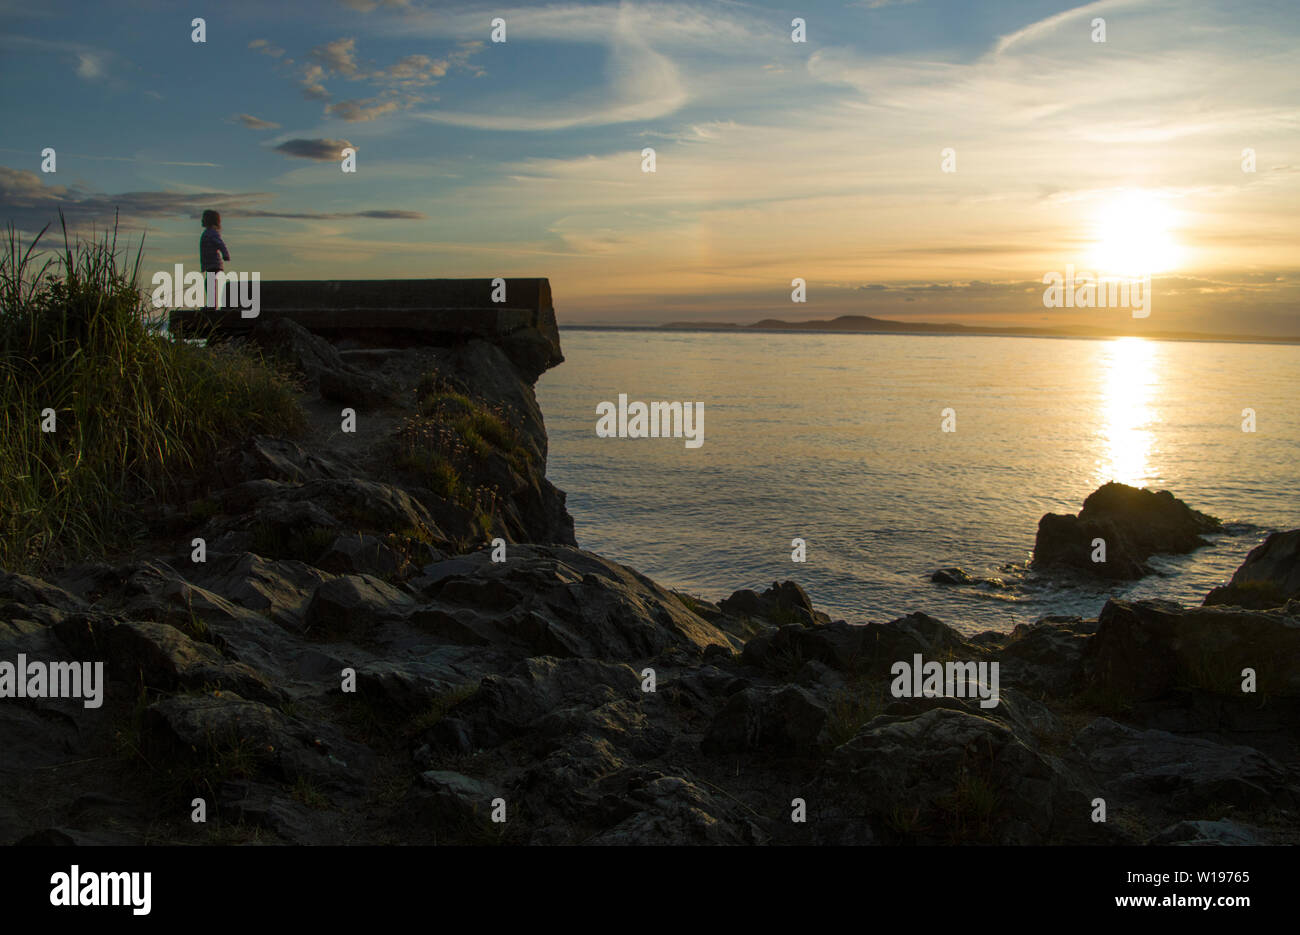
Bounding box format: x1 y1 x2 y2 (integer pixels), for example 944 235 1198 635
1088 190 1182 277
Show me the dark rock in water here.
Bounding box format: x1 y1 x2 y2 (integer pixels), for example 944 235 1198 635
1084 598 1300 702
930 567 974 585
1032 482 1221 579
718 588 763 616
929 567 1008 588
720 580 819 626
1205 528 1300 609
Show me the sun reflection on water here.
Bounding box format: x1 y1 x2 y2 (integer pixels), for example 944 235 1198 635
1097 337 1159 487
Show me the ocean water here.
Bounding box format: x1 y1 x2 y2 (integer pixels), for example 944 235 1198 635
536 329 1300 634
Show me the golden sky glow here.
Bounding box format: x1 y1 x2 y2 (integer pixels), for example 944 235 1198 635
2 0 1297 335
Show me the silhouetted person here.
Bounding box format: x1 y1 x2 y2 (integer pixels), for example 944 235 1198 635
200 210 230 310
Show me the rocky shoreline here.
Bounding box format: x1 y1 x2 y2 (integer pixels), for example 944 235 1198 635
2 317 1298 846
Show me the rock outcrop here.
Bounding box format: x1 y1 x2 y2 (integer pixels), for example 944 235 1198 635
1084 598 1300 702
1032 482 1221 578
1204 528 1300 609
3 304 1297 847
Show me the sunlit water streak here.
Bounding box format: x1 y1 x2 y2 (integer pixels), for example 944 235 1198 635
538 330 1300 633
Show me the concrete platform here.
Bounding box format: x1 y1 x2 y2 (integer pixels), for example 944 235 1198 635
169 278 563 379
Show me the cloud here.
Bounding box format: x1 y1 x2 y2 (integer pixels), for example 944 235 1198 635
325 98 402 122
338 0 412 10
248 38 285 57
253 35 484 115
387 3 775 130
0 35 125 83
382 53 445 81
992 0 1122 57
272 138 356 160
0 147 217 167
233 113 281 130
376 3 767 46
299 63 330 100
0 167 424 232
310 38 359 76
349 209 423 219
231 208 425 220
413 35 686 131
75 53 103 79
367 45 484 87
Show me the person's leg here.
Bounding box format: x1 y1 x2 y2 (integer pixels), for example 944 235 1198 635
202 268 222 312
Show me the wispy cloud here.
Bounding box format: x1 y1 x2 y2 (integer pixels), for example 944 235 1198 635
232 113 281 130
0 147 218 167
0 34 124 83
338 0 413 11
0 167 424 232
248 38 285 57
394 3 772 130
413 37 686 130
74 53 104 79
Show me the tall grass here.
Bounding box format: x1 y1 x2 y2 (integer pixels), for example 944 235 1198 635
0 213 304 572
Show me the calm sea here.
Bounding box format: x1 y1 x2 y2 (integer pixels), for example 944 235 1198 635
536 329 1299 633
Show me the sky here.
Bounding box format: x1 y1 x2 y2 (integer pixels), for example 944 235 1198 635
1 0 1297 334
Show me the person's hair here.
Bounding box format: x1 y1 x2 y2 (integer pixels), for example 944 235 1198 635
201 210 221 229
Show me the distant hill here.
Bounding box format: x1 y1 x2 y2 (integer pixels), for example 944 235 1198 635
743 315 984 333
646 314 1300 344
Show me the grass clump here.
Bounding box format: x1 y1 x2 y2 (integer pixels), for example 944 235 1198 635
0 215 304 572
395 449 464 501
825 684 889 748
939 765 999 842
455 409 513 450
675 592 709 616
291 776 330 810
249 522 337 563
397 373 527 547
418 390 474 419
409 682 480 735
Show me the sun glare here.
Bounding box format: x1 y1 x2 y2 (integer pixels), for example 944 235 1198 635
1097 336 1159 487
1088 190 1181 277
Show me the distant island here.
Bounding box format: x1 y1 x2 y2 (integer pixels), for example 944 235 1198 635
566 315 1300 345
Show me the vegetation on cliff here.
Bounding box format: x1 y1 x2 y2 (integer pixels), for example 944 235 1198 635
0 218 302 572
